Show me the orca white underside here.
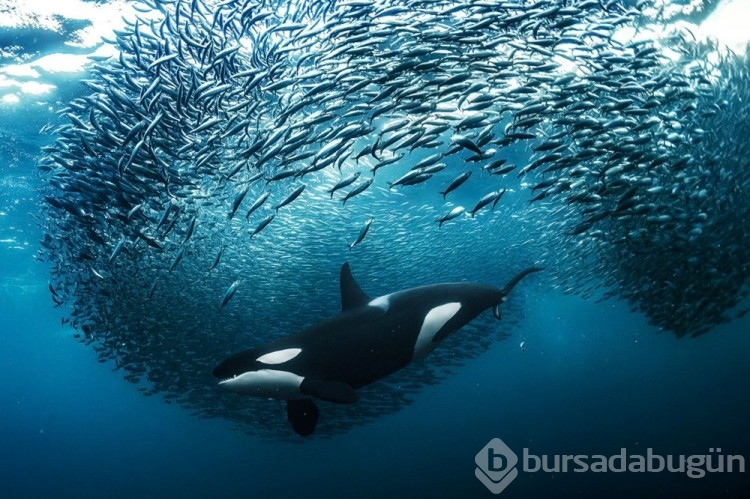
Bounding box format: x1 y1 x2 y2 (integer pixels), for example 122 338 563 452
219 369 306 399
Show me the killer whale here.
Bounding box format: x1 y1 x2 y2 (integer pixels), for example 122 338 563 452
213 262 541 436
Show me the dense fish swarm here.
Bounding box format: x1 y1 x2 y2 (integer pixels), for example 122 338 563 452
39 0 750 436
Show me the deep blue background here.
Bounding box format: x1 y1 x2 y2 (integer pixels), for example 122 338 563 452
2 10 750 498
2 180 749 497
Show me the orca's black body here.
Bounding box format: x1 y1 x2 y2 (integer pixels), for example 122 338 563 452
214 262 540 435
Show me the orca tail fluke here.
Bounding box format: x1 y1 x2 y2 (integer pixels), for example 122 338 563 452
493 267 543 319
287 399 319 436
500 267 543 297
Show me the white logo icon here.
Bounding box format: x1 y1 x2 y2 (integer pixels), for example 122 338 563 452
475 438 519 494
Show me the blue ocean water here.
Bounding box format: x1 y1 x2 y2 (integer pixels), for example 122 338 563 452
2 125 749 497
2 1 750 498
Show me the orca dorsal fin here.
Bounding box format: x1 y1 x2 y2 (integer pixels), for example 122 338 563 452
340 262 370 311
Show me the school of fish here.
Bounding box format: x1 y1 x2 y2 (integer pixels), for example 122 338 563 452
38 0 750 436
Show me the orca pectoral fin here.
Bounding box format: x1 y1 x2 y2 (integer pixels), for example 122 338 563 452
300 378 358 404
287 399 319 437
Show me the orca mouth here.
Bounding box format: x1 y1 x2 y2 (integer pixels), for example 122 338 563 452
212 362 238 380
217 374 239 383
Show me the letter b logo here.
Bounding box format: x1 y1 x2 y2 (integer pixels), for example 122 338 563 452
475 438 519 494
488 448 508 472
